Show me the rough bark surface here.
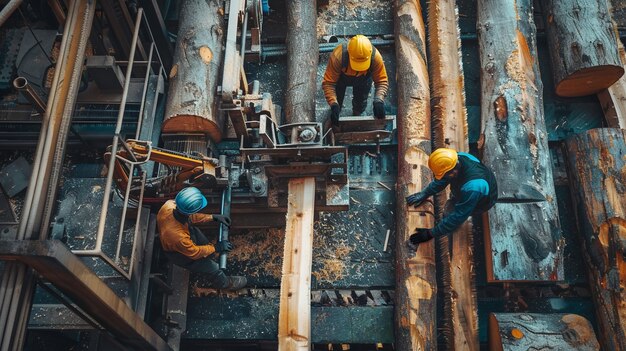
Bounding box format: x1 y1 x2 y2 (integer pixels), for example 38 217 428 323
278 178 315 351
477 0 563 282
542 0 624 97
488 313 600 350
285 0 318 124
163 0 225 142
566 128 626 351
394 1 436 349
598 33 626 128
427 0 477 350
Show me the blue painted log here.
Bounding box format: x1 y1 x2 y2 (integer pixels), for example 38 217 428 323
566 128 626 350
488 313 599 350
477 0 563 282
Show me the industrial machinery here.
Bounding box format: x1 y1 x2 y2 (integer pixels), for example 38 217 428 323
0 0 624 350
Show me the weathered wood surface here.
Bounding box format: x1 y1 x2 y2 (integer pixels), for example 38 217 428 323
477 0 563 282
285 0 317 124
566 128 626 351
541 0 624 97
427 0 477 349
163 0 225 142
278 178 315 351
394 1 436 349
488 313 600 351
597 33 626 128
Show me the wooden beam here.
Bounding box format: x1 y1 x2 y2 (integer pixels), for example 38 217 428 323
394 1 437 349
566 128 626 350
488 313 599 350
163 0 225 142
278 177 316 350
427 0 478 349
541 0 624 97
477 0 563 282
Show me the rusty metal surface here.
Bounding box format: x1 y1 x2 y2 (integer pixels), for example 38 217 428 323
0 239 171 351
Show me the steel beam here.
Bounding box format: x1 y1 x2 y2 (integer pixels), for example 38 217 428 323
0 240 171 351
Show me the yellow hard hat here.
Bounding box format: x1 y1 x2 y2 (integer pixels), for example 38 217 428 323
347 35 373 71
428 148 458 180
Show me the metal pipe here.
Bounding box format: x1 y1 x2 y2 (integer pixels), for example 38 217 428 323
218 185 232 270
0 0 23 27
13 77 46 113
47 0 65 26
96 8 143 252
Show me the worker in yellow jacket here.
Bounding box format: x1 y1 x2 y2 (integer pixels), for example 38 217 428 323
157 187 246 290
322 35 389 125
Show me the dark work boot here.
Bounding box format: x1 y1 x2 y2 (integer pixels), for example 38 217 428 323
223 276 247 291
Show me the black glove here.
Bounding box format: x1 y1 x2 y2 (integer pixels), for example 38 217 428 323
406 192 428 207
213 214 231 227
410 229 434 245
214 240 233 254
373 99 385 119
330 103 341 125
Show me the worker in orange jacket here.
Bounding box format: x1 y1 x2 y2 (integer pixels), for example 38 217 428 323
157 187 246 290
322 35 389 125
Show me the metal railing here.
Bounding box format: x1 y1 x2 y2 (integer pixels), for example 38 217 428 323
72 8 167 280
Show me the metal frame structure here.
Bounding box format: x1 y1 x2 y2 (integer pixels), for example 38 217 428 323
71 8 168 280
0 240 172 351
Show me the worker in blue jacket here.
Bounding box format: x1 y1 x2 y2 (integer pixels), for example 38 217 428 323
405 148 498 250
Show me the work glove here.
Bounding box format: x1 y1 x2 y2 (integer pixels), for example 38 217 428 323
407 228 434 251
373 99 385 119
214 240 234 254
330 103 341 125
406 191 428 207
213 214 231 227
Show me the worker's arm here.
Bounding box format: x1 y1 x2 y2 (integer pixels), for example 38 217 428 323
174 234 215 260
370 50 389 102
422 178 450 196
432 179 489 236
189 213 213 225
322 46 343 105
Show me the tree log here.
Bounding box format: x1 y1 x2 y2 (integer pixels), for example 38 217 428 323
427 0 477 349
285 0 318 124
566 128 626 351
488 313 599 350
597 25 626 128
477 0 563 281
541 0 624 97
163 0 225 143
394 1 436 349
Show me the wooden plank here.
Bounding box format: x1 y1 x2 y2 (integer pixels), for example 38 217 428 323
566 128 626 350
541 0 624 97
394 1 437 349
278 177 316 350
489 313 599 350
163 0 225 142
427 0 478 349
477 0 563 282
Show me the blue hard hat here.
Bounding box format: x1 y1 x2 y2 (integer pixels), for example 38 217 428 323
175 187 207 215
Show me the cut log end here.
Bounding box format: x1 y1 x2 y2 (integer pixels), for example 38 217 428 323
162 115 223 143
556 65 625 97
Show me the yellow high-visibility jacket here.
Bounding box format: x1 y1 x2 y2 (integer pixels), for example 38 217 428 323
157 200 215 260
322 44 389 106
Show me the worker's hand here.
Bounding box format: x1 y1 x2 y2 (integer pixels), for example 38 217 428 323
373 99 385 119
213 214 231 227
410 229 433 244
330 103 341 125
406 192 428 207
214 240 233 254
